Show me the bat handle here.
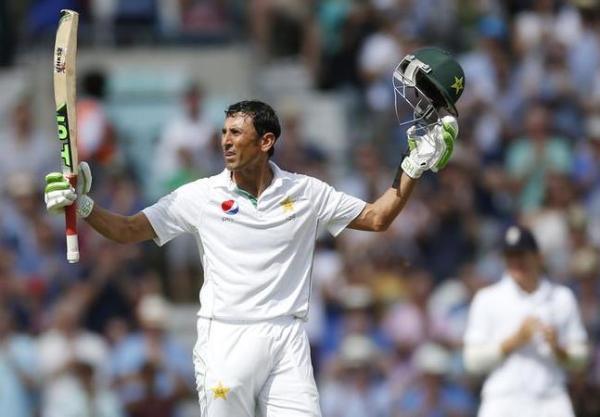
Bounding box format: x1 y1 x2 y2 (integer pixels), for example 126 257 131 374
65 174 79 263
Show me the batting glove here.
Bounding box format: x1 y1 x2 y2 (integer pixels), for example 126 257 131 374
401 116 458 179
44 161 94 218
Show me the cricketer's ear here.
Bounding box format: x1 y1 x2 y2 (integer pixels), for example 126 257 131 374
260 132 277 154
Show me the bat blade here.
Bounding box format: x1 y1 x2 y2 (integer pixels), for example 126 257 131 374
53 9 80 263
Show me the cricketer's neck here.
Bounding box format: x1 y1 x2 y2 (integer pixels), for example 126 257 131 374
232 161 274 199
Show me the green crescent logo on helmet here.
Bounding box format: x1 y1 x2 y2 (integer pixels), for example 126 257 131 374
392 47 465 130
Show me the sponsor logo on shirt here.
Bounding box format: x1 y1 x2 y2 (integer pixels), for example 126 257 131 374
280 196 295 213
221 199 239 215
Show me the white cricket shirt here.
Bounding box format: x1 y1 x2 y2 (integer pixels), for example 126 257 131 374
464 275 587 399
143 162 366 321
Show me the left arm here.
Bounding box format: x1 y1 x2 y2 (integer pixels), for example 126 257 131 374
348 116 458 232
542 324 588 369
541 289 589 370
348 171 417 232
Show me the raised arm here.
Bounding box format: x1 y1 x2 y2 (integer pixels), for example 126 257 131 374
45 162 156 244
348 172 417 231
349 116 458 232
84 206 155 244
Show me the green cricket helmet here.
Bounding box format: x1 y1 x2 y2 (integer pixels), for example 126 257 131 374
393 47 465 129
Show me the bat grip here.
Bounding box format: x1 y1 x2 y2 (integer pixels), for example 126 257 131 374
65 175 79 263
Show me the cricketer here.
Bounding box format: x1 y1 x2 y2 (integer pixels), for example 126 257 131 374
45 47 465 416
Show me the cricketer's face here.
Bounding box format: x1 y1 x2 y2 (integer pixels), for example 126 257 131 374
221 114 266 171
505 251 542 289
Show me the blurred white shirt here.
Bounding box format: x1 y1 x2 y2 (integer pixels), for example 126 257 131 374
153 113 214 188
464 275 587 399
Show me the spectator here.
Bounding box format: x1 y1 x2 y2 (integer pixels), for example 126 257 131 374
320 334 390 417
110 294 193 409
395 343 475 417
505 103 572 212
524 172 574 279
382 268 435 351
43 359 125 417
1 173 54 278
38 296 112 417
153 83 214 195
249 0 315 60
358 14 402 114
177 0 233 40
77 70 119 168
0 96 54 184
0 307 38 417
569 4 600 104
127 361 188 417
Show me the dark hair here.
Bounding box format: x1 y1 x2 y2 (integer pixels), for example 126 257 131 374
225 100 281 157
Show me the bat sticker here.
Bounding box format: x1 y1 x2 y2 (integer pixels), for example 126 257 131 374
56 104 73 168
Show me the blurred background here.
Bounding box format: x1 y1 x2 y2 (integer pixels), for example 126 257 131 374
1 0 600 416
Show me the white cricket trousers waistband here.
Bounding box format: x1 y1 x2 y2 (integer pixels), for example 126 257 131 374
478 391 575 417
193 316 322 417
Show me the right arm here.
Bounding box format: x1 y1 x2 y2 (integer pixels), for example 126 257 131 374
498 316 540 356
463 292 500 374
84 205 156 244
464 312 539 374
45 162 158 245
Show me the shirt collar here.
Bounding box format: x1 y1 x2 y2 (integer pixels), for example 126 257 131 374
214 161 288 192
502 273 552 301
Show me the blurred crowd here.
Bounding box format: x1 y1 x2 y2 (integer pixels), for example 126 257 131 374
2 0 600 417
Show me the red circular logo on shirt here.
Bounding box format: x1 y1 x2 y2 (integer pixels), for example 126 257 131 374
221 199 239 215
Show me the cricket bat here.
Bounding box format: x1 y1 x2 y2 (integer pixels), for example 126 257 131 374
53 9 79 263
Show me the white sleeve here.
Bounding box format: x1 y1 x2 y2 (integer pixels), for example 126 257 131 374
559 288 588 344
309 177 367 237
142 182 204 246
558 289 589 369
463 291 502 374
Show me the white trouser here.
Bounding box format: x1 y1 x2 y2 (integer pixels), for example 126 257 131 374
478 391 575 417
193 316 321 417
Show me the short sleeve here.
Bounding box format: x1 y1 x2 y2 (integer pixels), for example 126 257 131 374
309 177 366 237
464 291 492 346
142 181 205 246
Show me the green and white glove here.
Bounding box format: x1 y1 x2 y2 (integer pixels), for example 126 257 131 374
401 115 458 179
44 161 94 218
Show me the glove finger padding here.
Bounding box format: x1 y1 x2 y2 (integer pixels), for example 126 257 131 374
431 117 458 172
406 126 418 152
401 128 433 179
438 129 455 170
442 115 458 138
45 188 76 213
77 161 92 194
431 129 453 172
44 171 76 213
401 116 459 179
45 172 64 184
